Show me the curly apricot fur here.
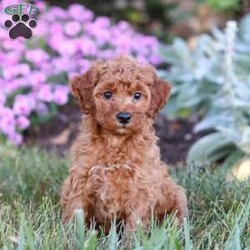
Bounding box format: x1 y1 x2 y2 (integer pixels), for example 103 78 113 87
60 56 187 233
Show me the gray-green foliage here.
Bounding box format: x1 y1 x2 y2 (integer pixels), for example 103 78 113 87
159 14 250 167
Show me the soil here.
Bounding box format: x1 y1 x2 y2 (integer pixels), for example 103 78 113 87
26 104 202 165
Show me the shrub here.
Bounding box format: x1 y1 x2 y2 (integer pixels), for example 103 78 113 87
159 15 250 168
0 0 161 145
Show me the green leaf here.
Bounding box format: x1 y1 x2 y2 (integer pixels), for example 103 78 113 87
187 132 235 165
108 220 118 250
184 218 192 250
84 230 98 250
220 149 245 171
18 214 26 250
238 127 250 154
224 199 250 250
75 209 85 250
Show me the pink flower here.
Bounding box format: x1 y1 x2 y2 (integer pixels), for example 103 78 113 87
16 115 31 130
52 56 77 73
49 22 64 35
2 64 30 80
79 38 97 56
13 95 34 116
35 1 46 12
0 107 16 135
8 132 23 145
47 6 69 19
68 4 84 18
116 21 131 32
99 50 114 59
28 72 47 87
82 9 94 21
95 17 111 28
25 49 49 64
2 40 24 51
4 78 28 93
35 102 49 116
113 35 133 53
65 21 81 36
2 66 17 80
77 59 91 72
136 55 148 64
0 93 5 105
39 62 54 75
33 19 48 37
69 4 94 21
68 71 80 79
0 121 15 137
0 107 15 121
149 54 161 65
2 51 22 67
37 85 53 102
53 86 69 105
53 38 78 56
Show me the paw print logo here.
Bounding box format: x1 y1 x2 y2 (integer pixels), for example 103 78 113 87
4 14 37 39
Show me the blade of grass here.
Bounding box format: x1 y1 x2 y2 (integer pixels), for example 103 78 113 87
17 214 25 250
84 230 98 250
75 209 85 250
108 219 118 250
184 218 192 250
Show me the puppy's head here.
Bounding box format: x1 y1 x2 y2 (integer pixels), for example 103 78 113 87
70 56 170 134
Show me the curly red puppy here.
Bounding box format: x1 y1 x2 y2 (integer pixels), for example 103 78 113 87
60 56 187 233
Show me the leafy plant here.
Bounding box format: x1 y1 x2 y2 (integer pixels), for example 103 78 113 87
207 0 241 12
159 15 250 169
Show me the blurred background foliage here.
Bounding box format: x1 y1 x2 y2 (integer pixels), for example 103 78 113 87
45 0 250 40
159 14 250 175
1 0 250 177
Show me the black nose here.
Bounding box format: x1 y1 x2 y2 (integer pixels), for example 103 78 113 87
116 112 131 124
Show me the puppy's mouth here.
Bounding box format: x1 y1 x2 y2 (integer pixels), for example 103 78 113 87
117 123 130 130
115 123 132 134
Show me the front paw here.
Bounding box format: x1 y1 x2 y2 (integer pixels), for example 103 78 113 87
61 201 85 223
174 187 188 224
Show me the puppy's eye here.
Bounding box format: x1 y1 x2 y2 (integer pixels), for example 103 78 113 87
133 92 141 100
103 91 112 99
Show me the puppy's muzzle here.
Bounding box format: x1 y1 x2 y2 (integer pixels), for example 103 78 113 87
116 112 131 125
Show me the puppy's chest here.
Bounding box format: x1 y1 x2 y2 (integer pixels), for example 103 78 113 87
86 158 152 199
87 161 138 192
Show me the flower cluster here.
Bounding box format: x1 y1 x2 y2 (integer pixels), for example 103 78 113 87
0 0 161 144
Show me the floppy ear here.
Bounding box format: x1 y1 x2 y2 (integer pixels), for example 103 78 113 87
147 78 171 118
70 63 102 114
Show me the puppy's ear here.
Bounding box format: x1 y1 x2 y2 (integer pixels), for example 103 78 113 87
70 62 102 114
147 78 171 118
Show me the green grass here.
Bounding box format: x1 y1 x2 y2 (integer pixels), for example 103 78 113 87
0 146 250 249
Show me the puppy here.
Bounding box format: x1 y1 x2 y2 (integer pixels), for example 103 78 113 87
60 55 187 233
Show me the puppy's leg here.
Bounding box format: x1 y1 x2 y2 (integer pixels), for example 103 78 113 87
156 177 188 225
60 166 92 223
124 201 151 233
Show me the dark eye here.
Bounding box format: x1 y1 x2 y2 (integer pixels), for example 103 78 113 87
133 92 141 100
103 91 112 99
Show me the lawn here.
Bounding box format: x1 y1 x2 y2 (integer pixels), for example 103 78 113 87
0 146 249 249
